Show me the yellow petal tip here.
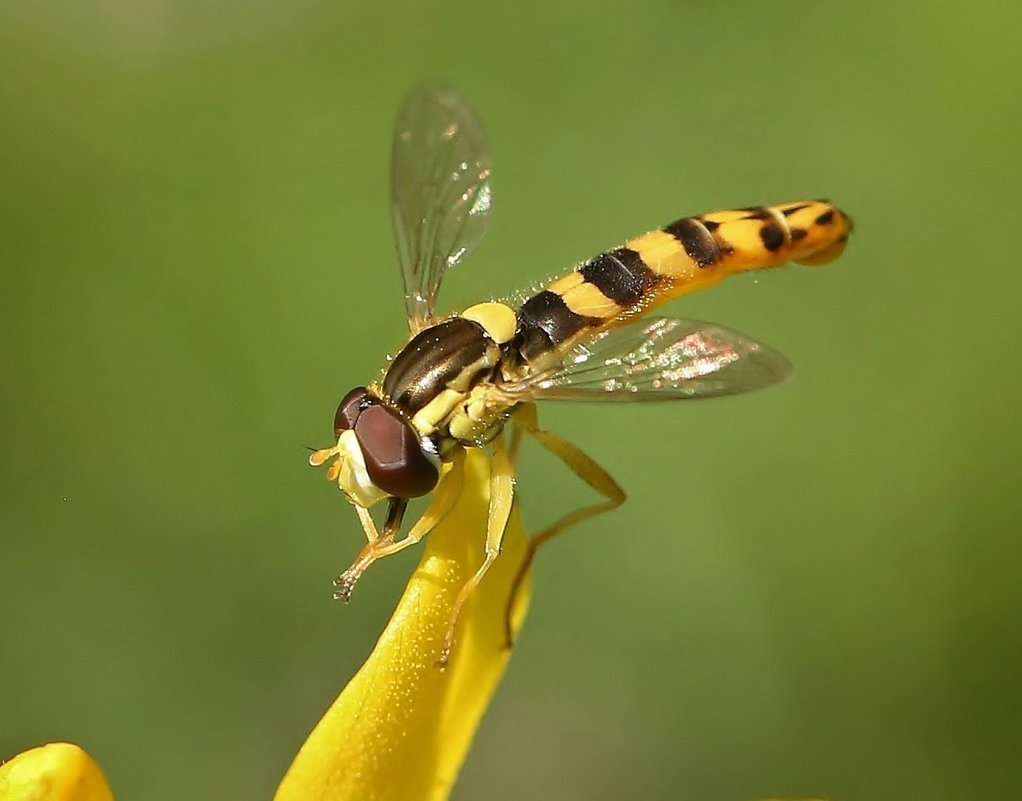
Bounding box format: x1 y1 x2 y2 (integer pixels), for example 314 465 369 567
0 743 113 801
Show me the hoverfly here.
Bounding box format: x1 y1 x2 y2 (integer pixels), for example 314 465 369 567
310 83 852 667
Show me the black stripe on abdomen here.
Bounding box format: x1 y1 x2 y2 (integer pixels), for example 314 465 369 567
579 247 661 306
662 217 721 268
514 290 599 362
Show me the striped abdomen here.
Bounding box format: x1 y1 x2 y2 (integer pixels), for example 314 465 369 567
513 199 852 363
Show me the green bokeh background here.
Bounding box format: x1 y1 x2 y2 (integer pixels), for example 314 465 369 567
2 1 1020 799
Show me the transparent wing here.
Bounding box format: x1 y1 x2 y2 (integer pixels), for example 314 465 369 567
501 317 792 402
391 82 493 332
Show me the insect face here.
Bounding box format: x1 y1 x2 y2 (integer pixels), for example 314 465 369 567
352 403 440 499
311 386 440 507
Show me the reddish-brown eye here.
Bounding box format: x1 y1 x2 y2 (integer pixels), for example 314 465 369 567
334 386 371 435
353 404 439 499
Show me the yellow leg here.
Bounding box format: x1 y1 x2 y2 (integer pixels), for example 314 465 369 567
333 451 466 601
333 498 405 601
508 418 525 466
354 504 380 544
403 449 466 543
504 403 626 646
436 435 515 669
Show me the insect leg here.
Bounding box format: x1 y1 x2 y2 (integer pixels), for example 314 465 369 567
332 452 466 601
504 403 626 647
399 447 466 543
436 434 515 669
354 504 381 544
333 498 405 601
508 415 525 466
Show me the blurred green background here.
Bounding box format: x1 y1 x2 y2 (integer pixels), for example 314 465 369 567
2 1 1020 799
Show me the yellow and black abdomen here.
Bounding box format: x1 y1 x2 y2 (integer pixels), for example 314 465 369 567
513 199 851 362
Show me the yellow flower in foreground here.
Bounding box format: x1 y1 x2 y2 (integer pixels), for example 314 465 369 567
2 450 529 801
0 743 113 801
1 449 832 801
275 447 532 801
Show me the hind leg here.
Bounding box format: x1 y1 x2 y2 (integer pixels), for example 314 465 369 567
504 404 626 646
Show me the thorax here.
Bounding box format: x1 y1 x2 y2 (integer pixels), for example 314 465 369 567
380 303 520 451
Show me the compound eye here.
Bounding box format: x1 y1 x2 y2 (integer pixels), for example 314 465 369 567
334 386 372 435
353 404 439 499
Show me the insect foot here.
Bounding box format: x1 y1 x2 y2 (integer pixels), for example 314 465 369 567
332 571 360 602
434 648 452 672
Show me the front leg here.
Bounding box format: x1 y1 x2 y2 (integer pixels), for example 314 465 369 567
333 498 407 601
333 451 466 601
503 403 626 646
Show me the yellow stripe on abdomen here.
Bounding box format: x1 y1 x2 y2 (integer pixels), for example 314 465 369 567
512 199 852 363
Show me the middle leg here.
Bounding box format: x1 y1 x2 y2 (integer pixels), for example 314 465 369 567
504 403 626 646
436 434 516 669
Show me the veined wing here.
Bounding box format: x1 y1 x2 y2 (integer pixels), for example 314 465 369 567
391 82 493 332
501 317 791 402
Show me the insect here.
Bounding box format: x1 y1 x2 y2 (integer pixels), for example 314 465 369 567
310 83 852 668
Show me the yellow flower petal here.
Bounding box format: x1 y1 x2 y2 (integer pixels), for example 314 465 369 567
0 743 113 801
275 448 532 801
